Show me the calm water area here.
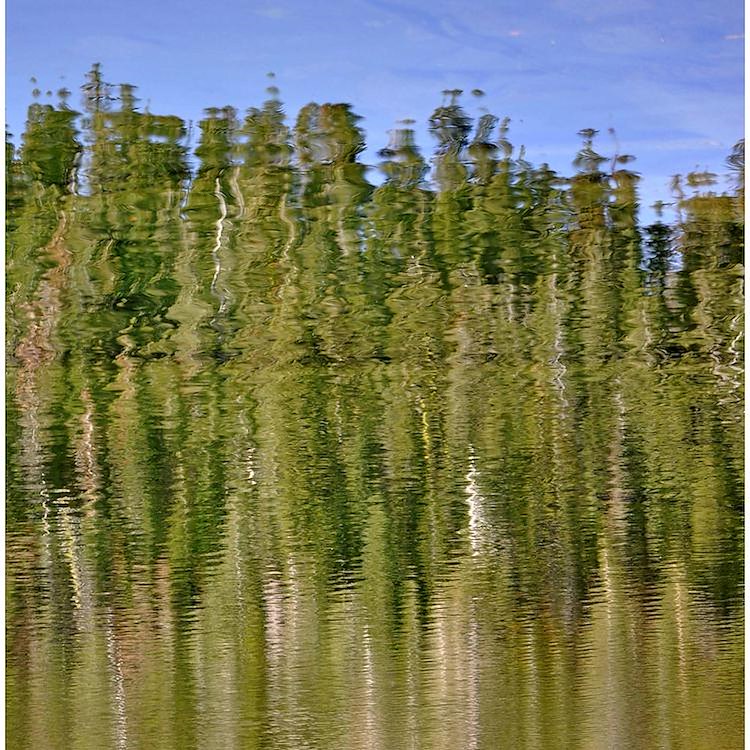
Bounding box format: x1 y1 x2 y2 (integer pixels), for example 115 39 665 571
6 78 744 749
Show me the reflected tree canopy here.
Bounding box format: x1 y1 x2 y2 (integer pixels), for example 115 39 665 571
6 68 744 750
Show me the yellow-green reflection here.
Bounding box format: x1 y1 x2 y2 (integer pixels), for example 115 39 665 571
6 70 743 750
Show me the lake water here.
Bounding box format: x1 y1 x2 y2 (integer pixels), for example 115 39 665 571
6 91 744 749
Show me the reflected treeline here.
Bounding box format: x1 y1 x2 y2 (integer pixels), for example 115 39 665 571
6 67 744 750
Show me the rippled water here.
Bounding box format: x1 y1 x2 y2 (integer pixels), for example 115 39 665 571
6 78 744 749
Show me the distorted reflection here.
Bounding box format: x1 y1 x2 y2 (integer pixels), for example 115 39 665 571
6 70 744 750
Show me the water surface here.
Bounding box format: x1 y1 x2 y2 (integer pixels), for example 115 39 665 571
6 79 744 749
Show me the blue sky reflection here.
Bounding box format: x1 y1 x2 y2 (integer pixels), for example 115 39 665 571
6 0 744 220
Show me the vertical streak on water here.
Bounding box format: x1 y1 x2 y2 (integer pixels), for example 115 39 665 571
208 407 257 749
193 622 208 747
361 625 381 750
655 562 690 749
164 446 201 750
14 353 53 570
109 355 147 532
417 395 437 562
13 206 72 639
235 436 255 614
403 580 420 750
589 385 630 749
68 151 81 196
263 556 305 747
70 379 133 750
727 269 743 376
656 624 673 750
285 556 308 748
278 189 297 263
75 388 102 507
465 600 480 750
464 448 484 556
211 177 230 321
229 165 245 220
672 563 689 725
637 300 654 359
431 603 449 750
549 272 569 412
262 573 285 679
522 624 541 750
259 388 286 743
600 543 619 750
105 609 129 750
608 388 628 534
58 504 92 626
